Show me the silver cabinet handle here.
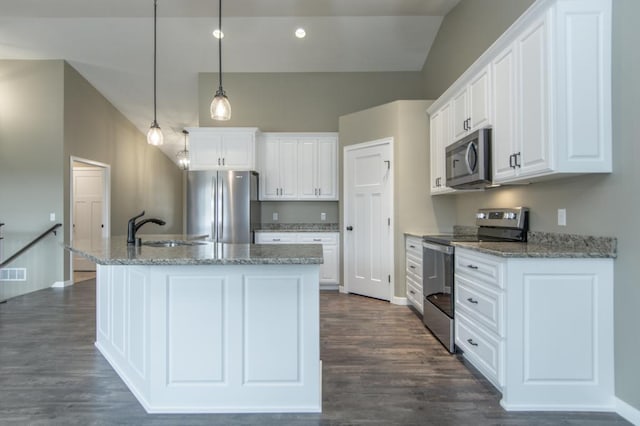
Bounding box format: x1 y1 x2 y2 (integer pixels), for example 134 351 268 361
222 158 225 166
409 245 415 249
409 265 416 269
467 264 479 269
218 158 221 166
467 338 478 347
409 290 415 295
318 188 321 196
313 238 322 242
467 297 478 304
272 238 281 242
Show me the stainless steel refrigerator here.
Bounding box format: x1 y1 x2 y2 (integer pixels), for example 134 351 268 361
187 170 261 243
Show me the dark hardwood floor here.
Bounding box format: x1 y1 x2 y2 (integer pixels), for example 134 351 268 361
0 281 629 425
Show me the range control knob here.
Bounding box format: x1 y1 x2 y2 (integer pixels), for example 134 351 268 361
503 212 516 220
476 212 486 219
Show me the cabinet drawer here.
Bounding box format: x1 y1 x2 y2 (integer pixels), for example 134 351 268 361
406 276 423 314
405 236 422 257
455 276 503 336
406 256 422 280
297 233 338 245
455 312 503 388
455 249 504 288
255 232 297 244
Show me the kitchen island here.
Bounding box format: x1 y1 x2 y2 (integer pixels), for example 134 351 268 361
67 236 323 414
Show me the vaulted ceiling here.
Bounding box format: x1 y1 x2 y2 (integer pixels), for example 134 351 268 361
0 0 460 163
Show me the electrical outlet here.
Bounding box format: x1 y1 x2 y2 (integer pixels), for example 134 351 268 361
49 213 56 221
272 212 279 221
557 208 567 226
321 212 327 221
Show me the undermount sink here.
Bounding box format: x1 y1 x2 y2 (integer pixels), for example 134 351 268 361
142 240 209 248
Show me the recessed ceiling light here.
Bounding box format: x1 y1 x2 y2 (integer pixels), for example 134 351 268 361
213 29 224 39
295 28 306 39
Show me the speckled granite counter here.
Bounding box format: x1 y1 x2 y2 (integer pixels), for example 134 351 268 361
66 235 323 265
452 231 617 259
256 223 339 232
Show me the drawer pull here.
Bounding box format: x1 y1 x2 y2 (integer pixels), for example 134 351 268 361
409 265 416 269
466 297 478 304
409 245 415 248
409 290 415 295
467 338 479 347
313 238 322 242
272 238 281 242
467 264 479 270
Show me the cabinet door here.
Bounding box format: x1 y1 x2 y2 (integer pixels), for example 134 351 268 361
315 137 337 199
451 89 469 141
189 133 222 170
279 139 299 199
220 132 254 170
430 104 455 195
320 244 339 284
469 66 491 131
492 43 518 183
297 139 317 199
260 138 281 199
517 16 552 177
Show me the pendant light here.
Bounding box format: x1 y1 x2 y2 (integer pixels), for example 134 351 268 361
210 0 231 120
176 130 190 170
147 0 164 145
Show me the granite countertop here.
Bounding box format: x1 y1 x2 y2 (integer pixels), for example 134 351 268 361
256 223 339 232
66 235 323 266
453 231 617 259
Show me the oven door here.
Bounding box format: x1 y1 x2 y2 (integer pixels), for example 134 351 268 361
422 241 454 318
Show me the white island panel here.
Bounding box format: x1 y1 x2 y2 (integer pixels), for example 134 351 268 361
96 263 321 414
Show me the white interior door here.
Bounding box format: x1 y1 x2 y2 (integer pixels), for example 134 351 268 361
73 167 105 271
344 139 393 301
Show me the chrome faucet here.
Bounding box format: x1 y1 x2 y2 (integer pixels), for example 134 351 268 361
127 210 166 245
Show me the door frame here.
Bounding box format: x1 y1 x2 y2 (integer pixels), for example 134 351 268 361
342 137 394 302
69 156 111 276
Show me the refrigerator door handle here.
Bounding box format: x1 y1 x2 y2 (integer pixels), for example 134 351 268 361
212 175 218 242
217 173 224 242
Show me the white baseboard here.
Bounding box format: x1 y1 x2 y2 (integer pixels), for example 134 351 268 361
391 296 408 306
338 285 348 294
51 280 73 288
616 397 640 425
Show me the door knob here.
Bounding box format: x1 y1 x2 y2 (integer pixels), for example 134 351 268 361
346 226 354 231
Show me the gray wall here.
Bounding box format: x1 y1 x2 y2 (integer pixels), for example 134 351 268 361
0 60 65 299
339 100 456 297
198 71 428 224
0 60 184 299
421 0 535 98
63 63 183 243
420 0 640 412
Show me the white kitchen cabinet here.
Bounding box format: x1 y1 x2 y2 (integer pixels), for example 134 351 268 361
260 136 298 200
454 247 614 411
258 133 338 201
297 137 338 200
405 236 423 314
491 1 612 184
428 0 612 188
429 103 456 195
186 127 258 171
451 65 492 141
255 231 340 288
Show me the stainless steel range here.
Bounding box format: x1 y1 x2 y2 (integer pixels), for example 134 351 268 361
421 207 529 353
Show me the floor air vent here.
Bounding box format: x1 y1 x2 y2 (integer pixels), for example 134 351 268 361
0 268 27 281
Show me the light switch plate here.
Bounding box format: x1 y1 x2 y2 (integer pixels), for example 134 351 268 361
272 212 278 221
321 212 327 221
50 213 56 221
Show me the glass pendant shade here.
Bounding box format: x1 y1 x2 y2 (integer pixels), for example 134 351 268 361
176 150 190 170
210 88 231 121
147 121 163 146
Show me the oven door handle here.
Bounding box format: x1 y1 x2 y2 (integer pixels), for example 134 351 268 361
422 241 454 254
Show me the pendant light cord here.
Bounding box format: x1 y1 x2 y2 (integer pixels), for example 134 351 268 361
153 0 158 124
218 0 223 91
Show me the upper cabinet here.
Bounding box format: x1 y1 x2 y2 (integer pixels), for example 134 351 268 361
427 0 612 188
451 66 492 141
429 103 456 195
187 127 258 171
258 133 338 201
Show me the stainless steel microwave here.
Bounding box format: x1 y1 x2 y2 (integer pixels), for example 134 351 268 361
445 128 491 189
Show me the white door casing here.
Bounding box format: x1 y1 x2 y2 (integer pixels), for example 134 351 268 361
70 158 110 274
343 139 393 301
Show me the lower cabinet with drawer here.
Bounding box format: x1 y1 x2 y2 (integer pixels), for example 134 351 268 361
454 247 614 411
255 231 340 289
405 236 423 314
